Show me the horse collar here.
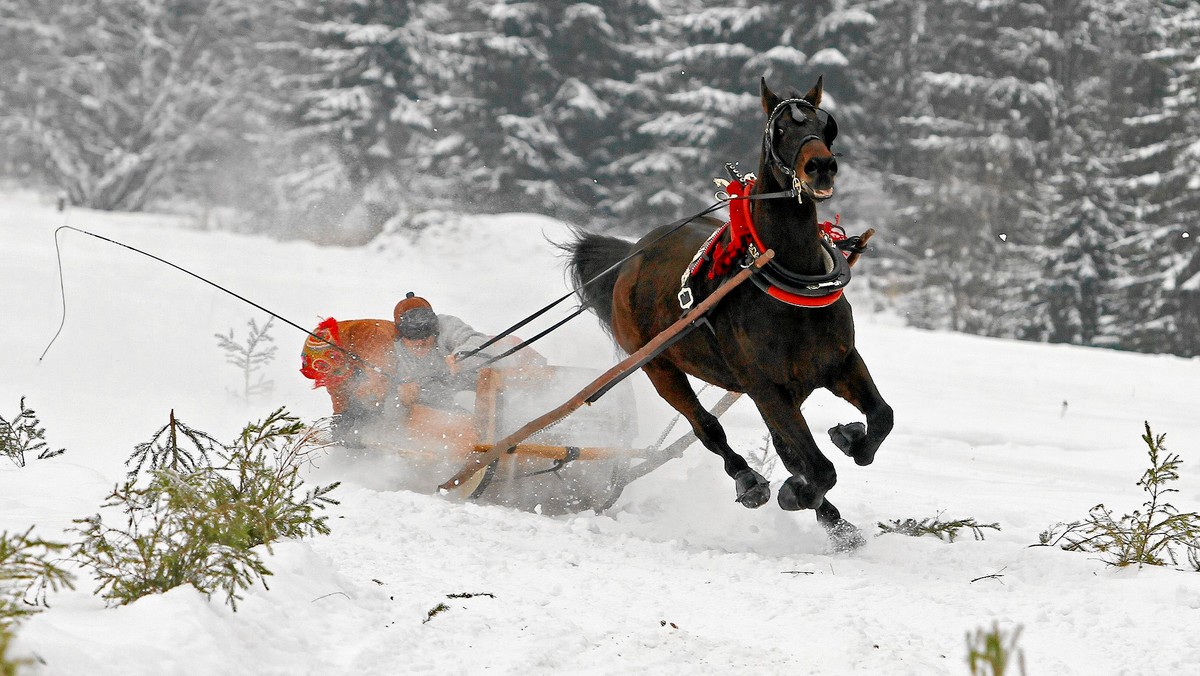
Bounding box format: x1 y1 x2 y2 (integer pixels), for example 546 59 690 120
678 177 851 311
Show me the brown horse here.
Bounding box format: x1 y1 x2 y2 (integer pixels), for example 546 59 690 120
564 77 892 546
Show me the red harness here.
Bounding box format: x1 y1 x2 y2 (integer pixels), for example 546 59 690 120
685 178 850 309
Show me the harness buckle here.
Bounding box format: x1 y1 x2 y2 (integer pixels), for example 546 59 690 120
677 286 694 311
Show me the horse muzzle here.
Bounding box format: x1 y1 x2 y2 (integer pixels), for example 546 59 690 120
794 175 835 202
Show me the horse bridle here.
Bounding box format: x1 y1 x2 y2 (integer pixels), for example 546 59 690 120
762 98 838 201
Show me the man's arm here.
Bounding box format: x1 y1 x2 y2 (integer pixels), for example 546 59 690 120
437 314 491 357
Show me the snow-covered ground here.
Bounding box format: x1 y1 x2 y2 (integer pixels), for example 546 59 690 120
2 188 1199 675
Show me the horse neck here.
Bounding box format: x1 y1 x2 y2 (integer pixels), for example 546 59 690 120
750 173 827 274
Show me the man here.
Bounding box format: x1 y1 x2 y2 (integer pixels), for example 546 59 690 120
301 292 543 447
391 292 493 413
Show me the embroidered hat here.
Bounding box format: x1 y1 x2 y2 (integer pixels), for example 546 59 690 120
394 292 438 339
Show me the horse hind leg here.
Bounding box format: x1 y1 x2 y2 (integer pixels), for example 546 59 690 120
827 349 894 467
641 361 770 508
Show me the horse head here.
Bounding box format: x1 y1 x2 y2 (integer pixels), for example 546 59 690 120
760 76 839 201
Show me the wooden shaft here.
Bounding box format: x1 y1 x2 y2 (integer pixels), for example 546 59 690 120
438 249 775 492
846 228 875 268
471 443 617 461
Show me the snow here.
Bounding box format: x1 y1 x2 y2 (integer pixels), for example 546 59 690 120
808 48 849 68
3 188 1200 674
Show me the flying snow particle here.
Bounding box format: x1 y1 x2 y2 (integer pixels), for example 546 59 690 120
1184 232 1191 239
998 233 1008 242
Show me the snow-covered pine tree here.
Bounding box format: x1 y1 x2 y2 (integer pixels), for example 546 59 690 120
422 0 661 225
0 0 269 211
1114 1 1200 356
609 3 767 224
1023 1 1138 347
282 0 439 238
1034 154 1132 346
612 1 868 228
859 0 1061 336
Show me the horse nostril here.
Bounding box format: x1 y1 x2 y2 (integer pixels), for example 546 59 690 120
804 157 837 176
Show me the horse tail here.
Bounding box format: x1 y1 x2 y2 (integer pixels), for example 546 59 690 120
563 231 634 333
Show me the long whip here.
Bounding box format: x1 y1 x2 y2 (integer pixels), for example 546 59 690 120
39 225 382 373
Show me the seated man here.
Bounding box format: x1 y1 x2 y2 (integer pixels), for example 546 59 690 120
391 292 491 414
300 292 543 449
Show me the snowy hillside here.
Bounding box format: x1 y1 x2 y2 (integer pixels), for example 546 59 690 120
2 188 1199 675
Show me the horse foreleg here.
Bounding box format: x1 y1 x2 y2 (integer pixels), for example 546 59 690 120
826 349 894 467
768 425 864 552
641 361 770 508
760 404 866 550
762 424 835 512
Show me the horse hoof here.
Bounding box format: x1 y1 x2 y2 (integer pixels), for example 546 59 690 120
733 469 770 508
828 423 873 466
777 475 824 511
823 519 866 552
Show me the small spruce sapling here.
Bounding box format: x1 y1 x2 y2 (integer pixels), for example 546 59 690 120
0 398 65 467
215 317 277 401
1 622 30 676
71 408 338 610
1039 422 1200 569
125 409 219 481
0 528 74 627
747 432 780 480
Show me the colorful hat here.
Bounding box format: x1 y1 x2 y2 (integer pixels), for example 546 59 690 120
394 292 438 339
393 291 432 324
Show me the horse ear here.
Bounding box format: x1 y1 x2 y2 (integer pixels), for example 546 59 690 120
803 75 825 108
761 77 782 115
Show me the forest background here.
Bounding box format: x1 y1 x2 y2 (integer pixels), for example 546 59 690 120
1 0 1197 357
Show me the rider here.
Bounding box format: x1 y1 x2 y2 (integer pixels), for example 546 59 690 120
301 292 543 446
391 292 493 413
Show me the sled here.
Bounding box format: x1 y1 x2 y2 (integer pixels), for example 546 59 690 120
453 364 640 514
448 363 743 514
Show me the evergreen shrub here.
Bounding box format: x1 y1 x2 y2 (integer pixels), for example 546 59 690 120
877 515 1000 542
1040 422 1200 569
0 398 64 467
71 408 339 610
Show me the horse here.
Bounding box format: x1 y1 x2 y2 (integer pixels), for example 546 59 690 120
563 76 893 547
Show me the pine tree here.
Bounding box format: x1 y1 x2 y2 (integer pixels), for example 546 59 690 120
1024 0 1137 346
423 0 662 225
0 0 272 211
610 0 871 228
1116 2 1200 356
281 0 438 237
859 1 1078 336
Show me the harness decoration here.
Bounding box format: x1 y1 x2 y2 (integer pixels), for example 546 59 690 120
679 177 861 311
299 317 351 388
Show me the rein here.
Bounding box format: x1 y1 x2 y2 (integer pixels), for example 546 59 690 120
456 186 802 369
